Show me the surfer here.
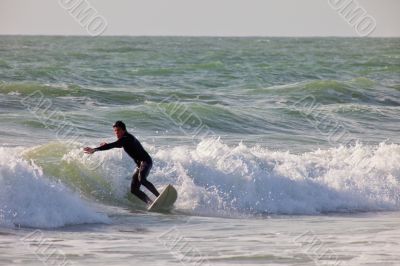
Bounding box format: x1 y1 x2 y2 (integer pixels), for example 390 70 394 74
83 121 160 204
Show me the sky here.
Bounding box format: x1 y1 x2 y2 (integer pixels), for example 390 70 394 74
0 0 399 37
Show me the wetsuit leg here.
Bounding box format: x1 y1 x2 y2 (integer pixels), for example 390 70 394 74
131 168 152 204
139 161 160 197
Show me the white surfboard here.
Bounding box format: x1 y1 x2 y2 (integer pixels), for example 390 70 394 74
148 184 178 212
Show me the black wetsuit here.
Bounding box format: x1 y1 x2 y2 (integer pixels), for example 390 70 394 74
95 131 159 204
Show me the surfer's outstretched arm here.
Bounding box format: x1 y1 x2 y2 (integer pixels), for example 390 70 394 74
83 139 123 154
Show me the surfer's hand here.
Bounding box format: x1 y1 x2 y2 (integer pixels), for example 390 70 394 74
100 142 107 146
83 147 96 154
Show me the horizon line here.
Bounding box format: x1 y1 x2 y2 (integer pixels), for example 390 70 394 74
1 34 399 38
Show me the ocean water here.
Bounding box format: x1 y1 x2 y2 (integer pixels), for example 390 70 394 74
0 36 399 265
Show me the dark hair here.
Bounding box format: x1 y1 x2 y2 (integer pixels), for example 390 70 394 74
113 120 126 131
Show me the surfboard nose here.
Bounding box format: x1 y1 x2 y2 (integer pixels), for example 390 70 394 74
148 184 178 212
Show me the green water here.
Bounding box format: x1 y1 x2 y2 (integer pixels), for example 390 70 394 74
0 37 399 150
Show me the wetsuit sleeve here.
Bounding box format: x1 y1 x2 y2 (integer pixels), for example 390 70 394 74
94 138 123 151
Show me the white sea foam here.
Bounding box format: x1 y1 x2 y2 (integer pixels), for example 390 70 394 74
152 139 400 216
7 139 400 222
0 147 110 228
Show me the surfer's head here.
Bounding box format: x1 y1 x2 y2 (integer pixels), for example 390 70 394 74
113 120 126 139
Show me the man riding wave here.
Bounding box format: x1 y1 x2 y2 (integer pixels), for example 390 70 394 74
84 121 159 204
